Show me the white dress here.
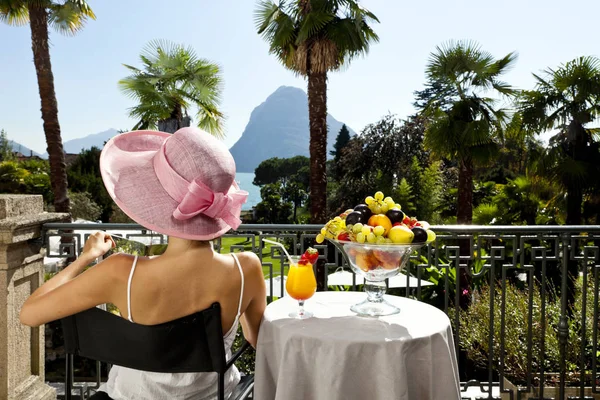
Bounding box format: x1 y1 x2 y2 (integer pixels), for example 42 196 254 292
97 254 244 399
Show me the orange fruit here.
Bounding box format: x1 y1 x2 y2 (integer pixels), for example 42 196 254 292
367 214 393 236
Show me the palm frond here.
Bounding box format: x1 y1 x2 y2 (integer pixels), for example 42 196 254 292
48 0 95 36
296 11 333 43
0 0 29 25
119 40 224 136
255 0 378 75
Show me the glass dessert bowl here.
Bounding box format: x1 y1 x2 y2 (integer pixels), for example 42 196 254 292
332 240 424 317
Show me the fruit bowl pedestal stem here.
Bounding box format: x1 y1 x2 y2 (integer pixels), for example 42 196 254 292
350 279 400 317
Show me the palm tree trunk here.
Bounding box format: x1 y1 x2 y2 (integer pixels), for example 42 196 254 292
28 3 70 214
457 157 473 308
565 182 583 312
565 182 583 225
307 71 328 224
457 157 473 224
158 105 190 133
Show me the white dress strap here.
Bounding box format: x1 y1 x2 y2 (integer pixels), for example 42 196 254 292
231 253 244 318
127 256 139 323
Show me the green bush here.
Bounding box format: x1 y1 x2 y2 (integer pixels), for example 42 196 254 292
456 275 597 385
69 191 102 221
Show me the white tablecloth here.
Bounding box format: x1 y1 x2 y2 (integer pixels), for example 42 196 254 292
254 292 461 400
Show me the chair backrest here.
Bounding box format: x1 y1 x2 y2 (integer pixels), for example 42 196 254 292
61 303 227 374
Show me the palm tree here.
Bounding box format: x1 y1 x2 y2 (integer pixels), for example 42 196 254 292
254 0 379 223
119 40 224 136
422 40 517 224
520 56 600 225
0 0 95 213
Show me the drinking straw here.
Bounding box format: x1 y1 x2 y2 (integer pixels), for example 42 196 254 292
262 239 295 266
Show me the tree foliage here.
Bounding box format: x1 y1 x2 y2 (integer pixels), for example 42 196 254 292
519 56 600 225
422 40 517 223
67 147 113 222
119 40 224 136
69 191 101 221
254 156 309 222
328 114 428 213
0 159 52 203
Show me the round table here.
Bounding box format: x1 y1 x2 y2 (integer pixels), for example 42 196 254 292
254 292 461 400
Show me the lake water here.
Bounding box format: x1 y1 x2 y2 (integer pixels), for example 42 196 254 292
236 172 261 210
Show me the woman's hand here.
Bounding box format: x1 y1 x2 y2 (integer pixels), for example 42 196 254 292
82 232 116 260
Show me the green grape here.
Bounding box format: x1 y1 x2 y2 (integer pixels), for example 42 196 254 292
316 234 325 243
394 203 402 210
365 196 375 205
384 197 395 206
361 225 371 236
356 232 366 243
381 203 389 213
374 191 384 201
367 232 376 243
376 236 386 244
320 227 326 235
385 238 393 244
352 223 364 234
373 204 382 214
373 226 385 236
334 216 342 222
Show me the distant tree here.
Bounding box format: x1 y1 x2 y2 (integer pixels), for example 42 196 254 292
119 40 224 135
422 40 517 224
330 124 351 161
0 129 14 161
254 183 293 224
1 0 96 213
330 124 351 181
395 178 414 215
255 0 379 223
328 114 428 213
0 159 52 203
69 191 101 221
520 56 600 226
407 157 443 222
254 156 309 222
67 147 113 221
109 206 135 224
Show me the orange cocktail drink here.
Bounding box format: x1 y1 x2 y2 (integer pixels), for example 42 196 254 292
286 262 317 300
286 256 317 318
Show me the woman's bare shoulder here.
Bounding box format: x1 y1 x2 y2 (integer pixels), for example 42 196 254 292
232 251 262 277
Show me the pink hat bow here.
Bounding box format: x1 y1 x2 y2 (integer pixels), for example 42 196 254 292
173 180 248 229
152 136 248 230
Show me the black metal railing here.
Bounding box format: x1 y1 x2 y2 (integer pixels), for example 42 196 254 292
42 223 600 400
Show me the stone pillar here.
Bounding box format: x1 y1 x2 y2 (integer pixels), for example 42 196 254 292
0 195 69 400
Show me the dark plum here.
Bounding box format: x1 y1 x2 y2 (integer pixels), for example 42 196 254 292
345 211 363 226
353 204 372 223
411 227 428 243
386 208 405 225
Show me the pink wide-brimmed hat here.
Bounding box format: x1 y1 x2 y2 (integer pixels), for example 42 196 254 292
100 127 248 241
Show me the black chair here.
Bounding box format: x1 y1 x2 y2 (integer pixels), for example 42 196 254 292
60 303 254 400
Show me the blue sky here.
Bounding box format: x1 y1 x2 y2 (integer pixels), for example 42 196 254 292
1 0 598 154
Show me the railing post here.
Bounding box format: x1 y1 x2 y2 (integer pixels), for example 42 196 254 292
0 195 69 400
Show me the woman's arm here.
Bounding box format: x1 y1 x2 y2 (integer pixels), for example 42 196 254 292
239 252 266 348
20 232 117 327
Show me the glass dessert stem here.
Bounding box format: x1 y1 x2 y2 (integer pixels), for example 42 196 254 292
350 279 401 317
298 300 305 317
364 280 386 302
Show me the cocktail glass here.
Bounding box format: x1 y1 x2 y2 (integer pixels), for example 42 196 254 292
285 255 317 319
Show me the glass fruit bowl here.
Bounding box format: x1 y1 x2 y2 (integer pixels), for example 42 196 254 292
330 240 424 317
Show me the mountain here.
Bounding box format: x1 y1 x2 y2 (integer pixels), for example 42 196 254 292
229 86 356 173
43 128 119 156
9 140 43 157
